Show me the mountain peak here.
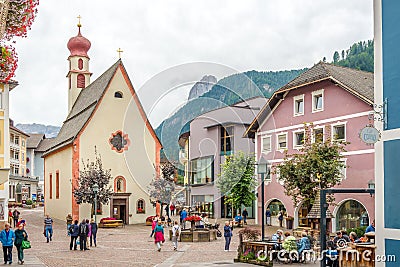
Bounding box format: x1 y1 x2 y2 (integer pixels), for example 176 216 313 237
188 75 217 100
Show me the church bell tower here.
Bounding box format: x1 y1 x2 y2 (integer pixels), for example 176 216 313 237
66 17 92 112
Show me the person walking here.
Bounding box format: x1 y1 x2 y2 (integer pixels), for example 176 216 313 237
242 209 248 225
154 220 165 252
170 204 175 216
69 220 79 250
85 219 91 250
14 224 28 265
66 214 73 236
12 209 20 228
44 214 53 243
223 221 233 251
265 208 271 226
180 208 188 229
7 210 12 226
78 219 89 251
0 223 15 264
150 216 158 237
278 211 284 228
90 219 97 247
171 221 181 251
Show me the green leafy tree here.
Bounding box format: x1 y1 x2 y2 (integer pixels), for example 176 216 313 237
333 51 340 63
274 124 347 206
73 148 113 207
216 151 256 216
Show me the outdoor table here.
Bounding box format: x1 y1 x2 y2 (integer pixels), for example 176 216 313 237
339 247 358 267
355 244 376 267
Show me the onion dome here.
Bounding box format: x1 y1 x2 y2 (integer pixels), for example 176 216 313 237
67 24 91 57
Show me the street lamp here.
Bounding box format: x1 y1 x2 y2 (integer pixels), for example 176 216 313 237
257 157 268 241
368 180 375 197
92 183 99 224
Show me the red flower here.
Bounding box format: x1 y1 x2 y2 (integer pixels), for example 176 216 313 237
184 215 202 222
0 45 18 83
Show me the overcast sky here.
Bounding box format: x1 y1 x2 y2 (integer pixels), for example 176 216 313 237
9 0 373 128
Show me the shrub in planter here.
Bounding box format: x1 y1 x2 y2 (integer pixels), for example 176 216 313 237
25 199 33 205
238 227 261 241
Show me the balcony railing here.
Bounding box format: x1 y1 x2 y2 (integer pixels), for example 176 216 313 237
10 142 20 150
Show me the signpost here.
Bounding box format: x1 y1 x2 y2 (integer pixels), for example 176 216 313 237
359 125 381 144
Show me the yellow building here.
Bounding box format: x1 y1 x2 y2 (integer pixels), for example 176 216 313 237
43 24 161 224
8 121 39 204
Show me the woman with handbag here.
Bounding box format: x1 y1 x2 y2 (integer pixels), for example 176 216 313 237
154 220 165 252
14 224 29 265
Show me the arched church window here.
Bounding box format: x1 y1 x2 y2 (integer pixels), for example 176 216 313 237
137 199 145 213
114 91 123 98
78 58 83 70
77 74 85 88
114 176 126 193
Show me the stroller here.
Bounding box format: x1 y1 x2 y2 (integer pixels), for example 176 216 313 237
211 222 222 237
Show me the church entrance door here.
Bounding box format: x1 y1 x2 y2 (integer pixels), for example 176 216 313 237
111 193 131 224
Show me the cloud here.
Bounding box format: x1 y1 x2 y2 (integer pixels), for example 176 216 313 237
8 0 373 126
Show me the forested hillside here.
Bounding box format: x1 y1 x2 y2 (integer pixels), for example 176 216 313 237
331 40 373 72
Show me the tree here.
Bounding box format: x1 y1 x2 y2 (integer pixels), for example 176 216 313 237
73 148 113 209
216 151 257 216
274 124 347 206
148 163 176 206
333 51 340 63
341 50 345 60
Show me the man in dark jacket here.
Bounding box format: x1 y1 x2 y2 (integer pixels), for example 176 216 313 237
89 219 97 247
78 219 89 251
69 220 79 250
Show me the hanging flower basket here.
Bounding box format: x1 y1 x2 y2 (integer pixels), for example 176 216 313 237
3 0 39 41
0 44 18 83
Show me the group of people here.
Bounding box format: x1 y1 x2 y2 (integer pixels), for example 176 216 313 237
265 208 285 227
271 229 312 258
68 217 98 251
0 223 28 265
150 216 181 252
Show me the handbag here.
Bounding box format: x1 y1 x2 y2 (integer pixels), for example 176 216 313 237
21 240 31 250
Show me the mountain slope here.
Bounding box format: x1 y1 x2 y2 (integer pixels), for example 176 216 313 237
156 68 307 163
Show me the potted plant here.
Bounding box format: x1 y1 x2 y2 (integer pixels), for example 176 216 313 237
0 44 18 83
184 215 202 230
137 207 145 214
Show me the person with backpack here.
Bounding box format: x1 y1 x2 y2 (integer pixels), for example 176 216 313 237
78 219 89 251
44 214 53 243
69 220 79 250
0 223 15 264
90 219 97 247
14 224 28 265
171 221 181 251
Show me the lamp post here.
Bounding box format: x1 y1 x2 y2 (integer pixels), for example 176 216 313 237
92 183 99 224
257 157 268 241
368 180 375 197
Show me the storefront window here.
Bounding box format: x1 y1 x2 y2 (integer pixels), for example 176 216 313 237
336 200 369 230
191 195 214 218
190 156 214 185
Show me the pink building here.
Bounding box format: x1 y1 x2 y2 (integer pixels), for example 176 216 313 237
245 62 374 232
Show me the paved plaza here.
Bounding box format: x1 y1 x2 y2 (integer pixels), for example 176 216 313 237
12 208 319 267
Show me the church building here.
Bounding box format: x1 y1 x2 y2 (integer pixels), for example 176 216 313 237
43 23 161 224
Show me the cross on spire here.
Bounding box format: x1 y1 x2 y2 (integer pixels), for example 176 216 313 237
117 48 124 59
77 15 82 28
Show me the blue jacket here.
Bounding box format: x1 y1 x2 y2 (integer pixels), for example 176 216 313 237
365 225 375 233
180 210 187 220
70 224 79 237
298 236 311 253
224 225 232 237
0 229 15 247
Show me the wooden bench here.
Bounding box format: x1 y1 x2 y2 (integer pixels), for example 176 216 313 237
98 219 124 228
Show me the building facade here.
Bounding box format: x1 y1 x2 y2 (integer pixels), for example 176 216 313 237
374 1 400 265
181 97 266 218
9 122 39 203
246 62 375 232
43 24 161 224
